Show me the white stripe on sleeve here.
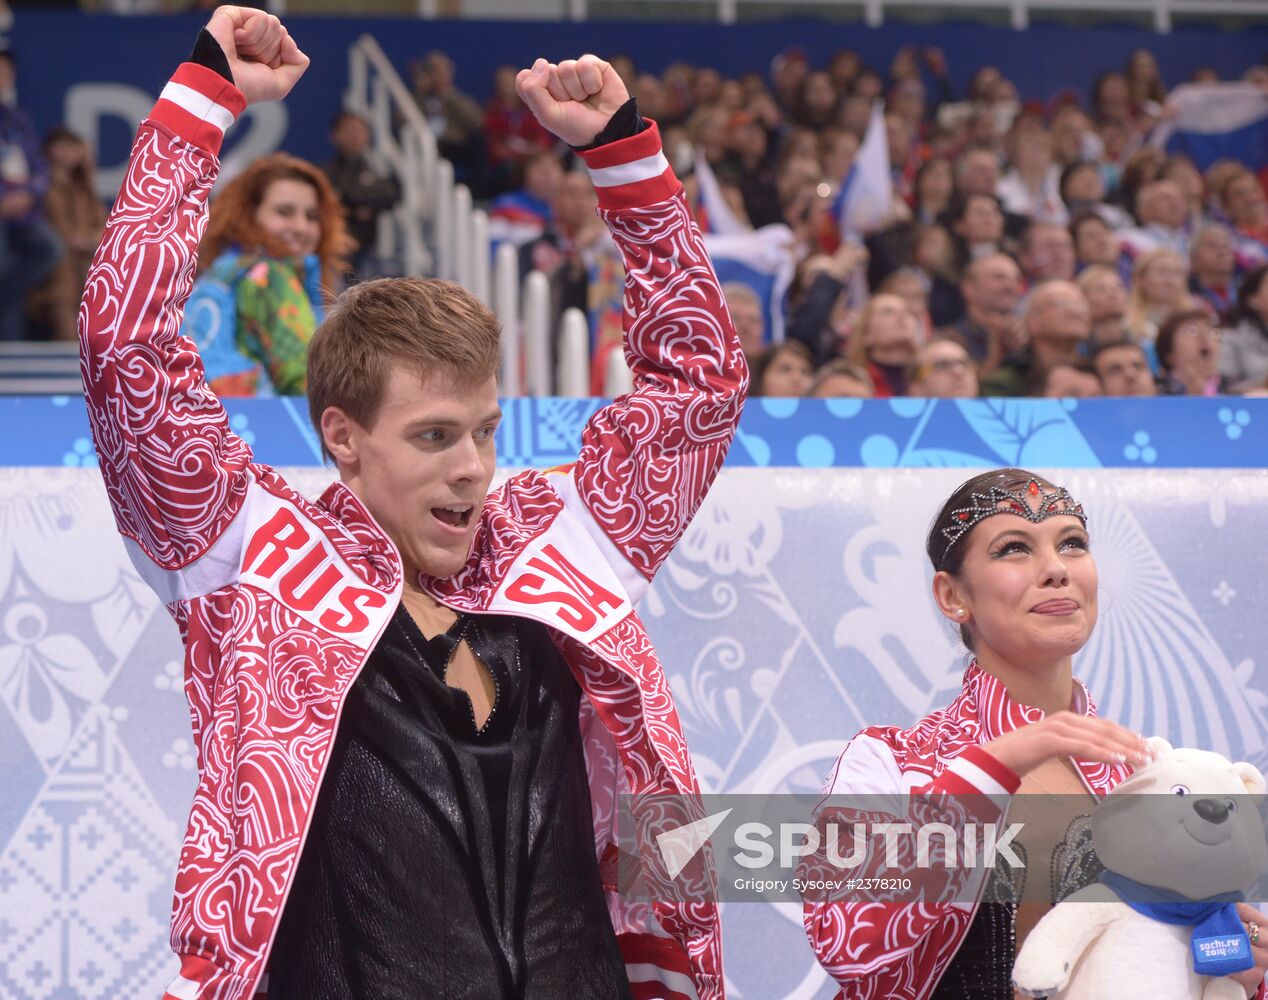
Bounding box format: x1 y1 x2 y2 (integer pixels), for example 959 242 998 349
160 81 236 134
586 151 670 189
946 755 1011 798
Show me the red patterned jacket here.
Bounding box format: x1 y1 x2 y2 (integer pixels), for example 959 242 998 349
79 62 744 1000
804 662 1132 1000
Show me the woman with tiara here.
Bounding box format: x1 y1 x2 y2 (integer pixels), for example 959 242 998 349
802 468 1268 999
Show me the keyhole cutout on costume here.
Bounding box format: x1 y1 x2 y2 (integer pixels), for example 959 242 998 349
445 640 496 729
402 590 497 729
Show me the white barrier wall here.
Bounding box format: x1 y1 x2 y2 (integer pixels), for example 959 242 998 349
0 465 1264 999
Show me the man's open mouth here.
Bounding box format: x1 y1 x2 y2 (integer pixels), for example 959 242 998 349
432 505 473 530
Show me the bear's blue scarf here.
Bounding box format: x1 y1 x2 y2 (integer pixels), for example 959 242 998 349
1100 870 1254 976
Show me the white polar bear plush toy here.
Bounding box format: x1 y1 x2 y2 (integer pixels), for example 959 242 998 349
1012 738 1267 1000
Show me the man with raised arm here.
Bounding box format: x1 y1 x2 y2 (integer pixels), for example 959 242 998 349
79 9 743 999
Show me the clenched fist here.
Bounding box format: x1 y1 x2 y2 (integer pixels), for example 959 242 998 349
206 6 308 107
515 55 630 147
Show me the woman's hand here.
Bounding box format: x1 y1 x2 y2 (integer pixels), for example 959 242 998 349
1230 903 1268 998
982 710 1151 776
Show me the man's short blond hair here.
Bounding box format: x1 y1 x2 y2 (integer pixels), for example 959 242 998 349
307 278 501 461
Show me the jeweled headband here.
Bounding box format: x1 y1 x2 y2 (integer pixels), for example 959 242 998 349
936 479 1087 569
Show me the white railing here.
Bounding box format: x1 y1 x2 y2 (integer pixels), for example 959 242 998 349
345 34 437 278
346 33 627 397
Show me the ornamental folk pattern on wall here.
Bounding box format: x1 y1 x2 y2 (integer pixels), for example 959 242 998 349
0 466 1265 1000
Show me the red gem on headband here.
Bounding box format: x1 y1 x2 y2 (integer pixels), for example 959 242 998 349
941 479 1087 554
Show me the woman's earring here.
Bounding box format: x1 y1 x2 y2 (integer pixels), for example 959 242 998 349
955 609 967 618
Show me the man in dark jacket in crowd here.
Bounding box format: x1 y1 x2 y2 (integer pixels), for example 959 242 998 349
324 110 400 281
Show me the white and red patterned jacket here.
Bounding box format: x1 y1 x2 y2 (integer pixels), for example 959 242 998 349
79 62 745 1000
804 662 1132 1000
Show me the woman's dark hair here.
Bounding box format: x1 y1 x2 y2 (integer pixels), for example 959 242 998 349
42 126 92 186
926 468 1063 650
1154 307 1213 370
749 340 814 397
1091 71 1128 116
1226 263 1268 328
913 156 953 216
946 190 1002 227
1058 160 1100 205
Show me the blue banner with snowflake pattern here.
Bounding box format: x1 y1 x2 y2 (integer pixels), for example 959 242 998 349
3 396 1265 469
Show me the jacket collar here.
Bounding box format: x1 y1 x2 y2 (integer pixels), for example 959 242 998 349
317 480 402 592
966 659 1094 743
963 660 1123 794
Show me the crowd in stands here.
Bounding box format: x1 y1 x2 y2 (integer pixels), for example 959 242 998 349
409 43 1268 398
5 7 1268 399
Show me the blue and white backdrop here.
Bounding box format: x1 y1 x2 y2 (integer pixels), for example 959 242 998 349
1 397 1266 999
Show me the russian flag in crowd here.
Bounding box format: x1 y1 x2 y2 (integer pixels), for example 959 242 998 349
693 149 796 343
693 150 750 236
704 225 797 343
1152 83 1268 172
834 99 893 238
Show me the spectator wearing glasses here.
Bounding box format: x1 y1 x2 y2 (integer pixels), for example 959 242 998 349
907 336 979 397
1156 308 1224 396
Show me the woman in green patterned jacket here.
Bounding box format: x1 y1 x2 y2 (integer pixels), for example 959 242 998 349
183 152 352 396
